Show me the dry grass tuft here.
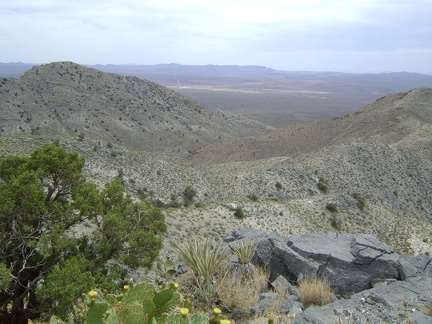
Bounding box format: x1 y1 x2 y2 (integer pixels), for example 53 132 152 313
298 277 335 307
273 284 289 298
218 264 269 317
424 303 432 316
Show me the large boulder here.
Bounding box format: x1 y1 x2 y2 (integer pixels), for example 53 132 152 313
399 253 432 280
225 229 400 294
287 233 400 294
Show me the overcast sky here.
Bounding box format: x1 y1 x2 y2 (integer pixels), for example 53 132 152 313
1 0 431 73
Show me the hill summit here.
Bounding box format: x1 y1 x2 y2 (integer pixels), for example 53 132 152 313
0 61 269 155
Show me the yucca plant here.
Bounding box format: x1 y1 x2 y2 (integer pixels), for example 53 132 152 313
230 239 258 279
230 240 257 265
173 238 230 305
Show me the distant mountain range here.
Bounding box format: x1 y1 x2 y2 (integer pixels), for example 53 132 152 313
3 62 432 126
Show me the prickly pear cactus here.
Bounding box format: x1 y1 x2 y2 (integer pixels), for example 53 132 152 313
87 302 109 324
165 312 209 324
86 283 213 324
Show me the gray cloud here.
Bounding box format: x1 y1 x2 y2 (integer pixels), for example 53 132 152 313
0 0 431 72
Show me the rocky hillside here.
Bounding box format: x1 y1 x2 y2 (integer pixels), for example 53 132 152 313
1 133 431 256
0 62 269 156
183 88 432 164
1 64 431 257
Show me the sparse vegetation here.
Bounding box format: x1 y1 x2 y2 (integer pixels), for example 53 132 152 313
298 277 335 307
317 177 329 193
173 238 268 321
248 193 259 201
183 185 197 207
326 202 338 213
218 264 268 318
330 214 342 230
234 207 245 219
425 303 432 316
231 240 258 266
352 192 366 210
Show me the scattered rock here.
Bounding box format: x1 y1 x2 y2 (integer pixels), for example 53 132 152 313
399 253 432 280
413 309 432 324
226 228 432 323
271 275 299 297
294 276 432 323
251 292 303 318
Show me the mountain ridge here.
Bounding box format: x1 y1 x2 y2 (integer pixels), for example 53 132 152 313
0 61 270 155
3 62 432 127
182 88 432 165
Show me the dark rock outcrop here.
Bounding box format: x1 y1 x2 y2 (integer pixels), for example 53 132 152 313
228 229 401 294
225 228 432 323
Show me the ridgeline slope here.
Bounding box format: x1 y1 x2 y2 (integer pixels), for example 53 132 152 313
0 61 270 156
183 88 432 165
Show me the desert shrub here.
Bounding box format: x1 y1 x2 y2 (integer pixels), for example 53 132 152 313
76 132 84 141
183 185 197 207
168 200 183 208
275 182 282 190
248 194 259 202
299 277 335 307
326 202 338 213
425 302 432 316
234 207 245 219
219 240 266 317
317 177 329 193
175 239 267 320
352 192 366 211
152 199 166 208
330 214 342 230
